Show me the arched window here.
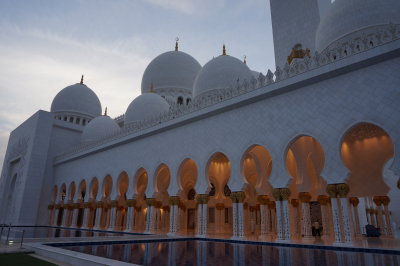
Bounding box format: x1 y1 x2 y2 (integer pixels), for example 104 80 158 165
186 98 191 105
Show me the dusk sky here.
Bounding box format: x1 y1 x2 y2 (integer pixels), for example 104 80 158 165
0 0 275 169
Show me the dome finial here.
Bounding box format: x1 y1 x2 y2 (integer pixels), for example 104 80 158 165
104 107 108 116
222 44 227 56
243 55 247 64
175 37 179 51
80 75 84 84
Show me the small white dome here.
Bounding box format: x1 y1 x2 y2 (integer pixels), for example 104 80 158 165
316 0 400 52
125 93 170 125
193 55 253 98
141 51 201 94
51 83 102 118
81 115 120 142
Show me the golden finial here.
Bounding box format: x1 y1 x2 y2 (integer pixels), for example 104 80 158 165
243 55 247 64
80 75 84 84
104 107 108 116
175 37 179 51
222 44 227 56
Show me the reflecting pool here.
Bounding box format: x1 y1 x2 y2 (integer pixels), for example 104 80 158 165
61 240 400 266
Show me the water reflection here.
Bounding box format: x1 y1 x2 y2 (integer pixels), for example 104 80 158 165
64 241 400 266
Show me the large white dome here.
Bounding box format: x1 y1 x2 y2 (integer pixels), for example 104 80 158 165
81 115 120 142
316 0 400 52
125 93 170 125
141 51 202 94
193 55 253 98
51 83 102 118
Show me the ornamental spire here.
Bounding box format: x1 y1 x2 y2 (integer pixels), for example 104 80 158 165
104 107 108 116
80 74 84 84
175 37 179 51
243 55 247 64
222 44 227 56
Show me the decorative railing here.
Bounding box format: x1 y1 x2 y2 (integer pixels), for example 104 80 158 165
55 24 400 163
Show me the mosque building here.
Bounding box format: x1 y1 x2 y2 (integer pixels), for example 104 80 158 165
1 0 400 244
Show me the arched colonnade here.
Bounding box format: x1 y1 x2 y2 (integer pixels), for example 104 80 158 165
48 122 399 242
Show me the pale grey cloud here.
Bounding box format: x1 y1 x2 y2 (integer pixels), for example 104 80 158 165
0 0 275 174
143 0 227 15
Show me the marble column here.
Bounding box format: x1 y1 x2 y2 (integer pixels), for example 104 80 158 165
231 196 238 238
258 195 270 240
299 192 313 241
168 196 180 235
107 204 117 231
81 205 89 228
268 201 277 238
62 206 70 227
236 192 245 239
290 199 300 240
94 205 102 229
373 196 385 236
381 196 393 238
195 194 209 237
327 183 352 243
145 198 155 233
318 195 331 240
72 208 80 228
272 188 291 241
125 207 133 232
230 192 245 239
349 197 362 238
202 196 208 236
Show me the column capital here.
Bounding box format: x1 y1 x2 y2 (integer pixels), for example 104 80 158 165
196 194 209 204
235 191 246 203
290 198 299 207
317 195 330 205
110 200 118 208
349 197 359 206
326 183 349 198
272 187 291 201
127 199 137 207
146 198 156 206
298 192 311 203
169 196 180 206
96 201 103 208
257 195 269 205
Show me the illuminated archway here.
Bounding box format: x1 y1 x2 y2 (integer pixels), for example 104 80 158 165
341 123 394 197
206 152 232 236
88 177 99 228
241 145 273 235
178 158 198 234
133 168 148 232
154 164 171 233
100 175 113 228
115 172 129 230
